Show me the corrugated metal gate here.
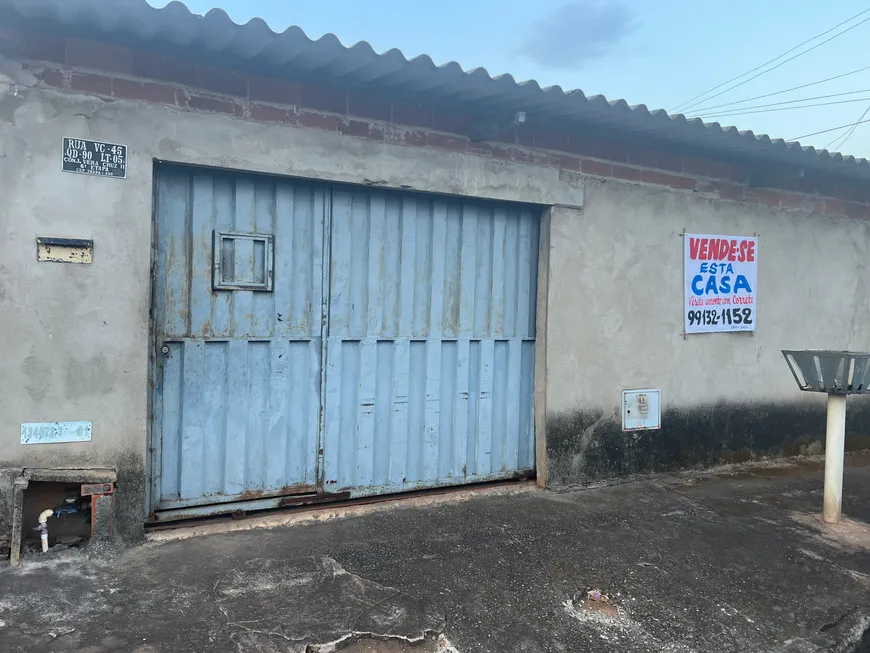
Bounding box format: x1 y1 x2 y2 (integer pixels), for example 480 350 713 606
152 170 325 512
323 188 539 494
151 166 538 517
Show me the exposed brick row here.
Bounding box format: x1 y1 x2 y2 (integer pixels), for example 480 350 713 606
32 65 870 220
4 24 870 221
0 28 763 184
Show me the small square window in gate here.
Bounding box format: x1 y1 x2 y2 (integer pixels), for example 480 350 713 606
212 231 274 292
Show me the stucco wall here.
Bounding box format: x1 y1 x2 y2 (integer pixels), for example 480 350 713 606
544 180 870 485
0 80 585 542
5 61 870 542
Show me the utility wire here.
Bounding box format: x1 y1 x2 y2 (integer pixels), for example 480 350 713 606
826 126 854 151
671 7 870 113
824 102 870 150
691 89 870 118
688 65 870 114
789 118 870 141
694 96 870 120
681 15 870 113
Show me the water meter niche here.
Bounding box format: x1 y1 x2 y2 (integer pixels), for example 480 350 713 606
21 482 90 555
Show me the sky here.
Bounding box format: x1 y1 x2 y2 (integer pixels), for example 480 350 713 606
147 0 870 158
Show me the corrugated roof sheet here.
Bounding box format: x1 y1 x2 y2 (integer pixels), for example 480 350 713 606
4 0 870 180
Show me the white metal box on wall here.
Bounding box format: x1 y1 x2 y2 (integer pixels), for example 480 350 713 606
622 389 661 431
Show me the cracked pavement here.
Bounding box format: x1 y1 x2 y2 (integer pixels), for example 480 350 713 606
0 550 444 653
2 454 870 652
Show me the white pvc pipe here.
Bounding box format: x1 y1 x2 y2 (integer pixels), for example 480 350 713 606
824 394 847 524
38 509 53 552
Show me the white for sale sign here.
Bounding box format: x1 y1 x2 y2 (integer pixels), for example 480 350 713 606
684 233 757 334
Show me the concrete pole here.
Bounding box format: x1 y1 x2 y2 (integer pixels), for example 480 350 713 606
823 393 847 524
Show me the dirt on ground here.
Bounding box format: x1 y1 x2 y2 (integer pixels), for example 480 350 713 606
2 454 870 652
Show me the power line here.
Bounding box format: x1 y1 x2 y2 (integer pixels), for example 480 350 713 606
826 125 855 151
694 96 870 120
825 102 870 150
691 89 870 118
688 65 870 114
671 7 870 114
671 7 870 112
789 118 870 141
681 15 870 113
826 114 866 150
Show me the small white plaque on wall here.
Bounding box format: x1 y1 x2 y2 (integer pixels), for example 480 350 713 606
21 421 92 444
622 390 661 431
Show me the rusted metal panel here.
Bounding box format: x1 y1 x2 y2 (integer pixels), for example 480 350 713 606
152 168 324 512
322 190 539 493
36 237 93 264
149 491 351 523
81 482 114 496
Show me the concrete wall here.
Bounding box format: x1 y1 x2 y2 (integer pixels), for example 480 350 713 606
5 43 870 542
544 180 870 485
0 78 584 543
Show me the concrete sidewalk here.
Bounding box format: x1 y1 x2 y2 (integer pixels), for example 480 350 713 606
2 455 870 652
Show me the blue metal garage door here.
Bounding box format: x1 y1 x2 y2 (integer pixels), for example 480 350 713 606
151 169 325 512
323 188 539 495
151 167 538 516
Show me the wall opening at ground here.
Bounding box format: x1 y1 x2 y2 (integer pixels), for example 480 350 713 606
19 482 91 556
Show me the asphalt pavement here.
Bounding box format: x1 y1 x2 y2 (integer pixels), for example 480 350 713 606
2 454 870 652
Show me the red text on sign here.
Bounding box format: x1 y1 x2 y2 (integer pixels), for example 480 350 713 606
689 237 755 262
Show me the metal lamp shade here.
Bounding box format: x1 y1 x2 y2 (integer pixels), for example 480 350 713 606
781 350 870 395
